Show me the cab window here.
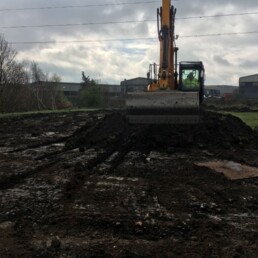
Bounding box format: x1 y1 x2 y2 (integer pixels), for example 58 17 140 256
181 69 200 91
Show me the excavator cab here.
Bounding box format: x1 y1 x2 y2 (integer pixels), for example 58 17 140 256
179 61 205 103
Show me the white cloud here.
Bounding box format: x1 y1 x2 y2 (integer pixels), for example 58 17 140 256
1 0 258 85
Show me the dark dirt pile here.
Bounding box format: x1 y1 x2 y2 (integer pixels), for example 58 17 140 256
66 111 258 153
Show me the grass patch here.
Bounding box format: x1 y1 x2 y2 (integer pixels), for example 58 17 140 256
0 108 100 118
228 112 258 129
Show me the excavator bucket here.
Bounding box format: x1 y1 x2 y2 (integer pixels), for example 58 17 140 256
126 91 201 124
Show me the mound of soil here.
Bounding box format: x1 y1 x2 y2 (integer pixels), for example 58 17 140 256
66 111 258 153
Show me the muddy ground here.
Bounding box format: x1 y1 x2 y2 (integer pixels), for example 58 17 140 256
0 110 258 257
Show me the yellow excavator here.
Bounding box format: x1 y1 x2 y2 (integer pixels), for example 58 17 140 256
126 0 205 124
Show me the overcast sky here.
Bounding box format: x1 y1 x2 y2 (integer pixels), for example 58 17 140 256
1 0 258 85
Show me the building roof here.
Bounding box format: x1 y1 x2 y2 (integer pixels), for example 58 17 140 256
122 77 147 82
239 74 258 81
205 85 237 94
120 77 148 85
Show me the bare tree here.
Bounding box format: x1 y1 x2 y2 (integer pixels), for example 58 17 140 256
0 34 18 84
7 61 29 85
48 73 61 110
0 35 68 112
0 34 31 111
29 62 48 110
30 61 47 83
29 63 68 110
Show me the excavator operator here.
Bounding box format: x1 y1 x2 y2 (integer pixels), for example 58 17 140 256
183 72 199 89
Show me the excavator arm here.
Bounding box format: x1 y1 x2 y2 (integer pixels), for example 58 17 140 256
149 0 177 91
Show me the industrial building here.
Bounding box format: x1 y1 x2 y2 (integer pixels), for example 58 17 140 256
205 85 237 95
204 85 238 99
31 81 121 99
239 74 258 98
120 77 149 92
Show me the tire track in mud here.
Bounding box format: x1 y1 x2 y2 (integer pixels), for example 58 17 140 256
6 113 96 155
0 144 94 191
0 161 57 190
0 113 127 195
49 120 154 239
63 125 148 200
7 136 70 154
0 140 72 190
0 113 99 190
58 124 155 232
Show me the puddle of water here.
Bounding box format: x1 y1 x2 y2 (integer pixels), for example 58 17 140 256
196 160 258 180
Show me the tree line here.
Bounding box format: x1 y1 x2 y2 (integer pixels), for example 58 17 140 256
0 33 111 113
0 34 70 113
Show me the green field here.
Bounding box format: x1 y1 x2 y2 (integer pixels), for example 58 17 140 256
0 108 100 118
229 112 258 129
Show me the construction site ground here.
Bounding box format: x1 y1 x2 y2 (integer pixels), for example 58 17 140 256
1 110 258 257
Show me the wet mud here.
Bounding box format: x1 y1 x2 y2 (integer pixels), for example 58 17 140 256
0 110 258 257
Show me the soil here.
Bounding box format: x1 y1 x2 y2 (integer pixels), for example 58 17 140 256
0 110 258 257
